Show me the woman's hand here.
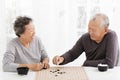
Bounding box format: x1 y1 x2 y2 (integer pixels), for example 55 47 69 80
19 63 44 71
42 58 50 69
28 63 44 71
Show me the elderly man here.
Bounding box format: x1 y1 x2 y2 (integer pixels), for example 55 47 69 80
53 13 120 68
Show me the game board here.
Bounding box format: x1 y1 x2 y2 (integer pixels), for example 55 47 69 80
36 66 88 80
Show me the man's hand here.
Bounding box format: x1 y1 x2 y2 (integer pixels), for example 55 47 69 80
52 56 64 65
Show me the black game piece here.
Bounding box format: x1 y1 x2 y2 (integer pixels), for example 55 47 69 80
57 69 60 71
43 67 47 69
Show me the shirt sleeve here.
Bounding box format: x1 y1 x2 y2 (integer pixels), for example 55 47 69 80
2 41 19 72
83 31 120 68
37 37 49 61
60 36 84 65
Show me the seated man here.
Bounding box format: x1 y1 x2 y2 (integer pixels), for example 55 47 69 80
3 16 50 72
53 13 120 68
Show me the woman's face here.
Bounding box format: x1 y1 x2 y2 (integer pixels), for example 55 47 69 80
20 22 35 42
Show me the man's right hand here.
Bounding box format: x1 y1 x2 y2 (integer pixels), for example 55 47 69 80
52 56 64 65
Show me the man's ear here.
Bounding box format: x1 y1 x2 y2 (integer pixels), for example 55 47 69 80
104 28 108 34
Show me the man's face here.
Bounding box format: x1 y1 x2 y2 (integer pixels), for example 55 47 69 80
88 20 108 43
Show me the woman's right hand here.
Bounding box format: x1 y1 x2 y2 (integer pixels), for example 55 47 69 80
19 63 44 71
28 63 44 71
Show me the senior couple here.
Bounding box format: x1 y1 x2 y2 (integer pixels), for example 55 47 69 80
2 13 120 72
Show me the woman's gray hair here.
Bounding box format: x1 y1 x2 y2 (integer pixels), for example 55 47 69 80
14 16 32 37
90 13 109 28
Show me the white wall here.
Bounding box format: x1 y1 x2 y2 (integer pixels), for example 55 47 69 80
0 0 120 71
0 0 6 71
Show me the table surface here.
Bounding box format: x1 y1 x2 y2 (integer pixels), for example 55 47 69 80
0 66 120 80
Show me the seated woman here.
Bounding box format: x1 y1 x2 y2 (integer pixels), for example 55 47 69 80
2 16 50 72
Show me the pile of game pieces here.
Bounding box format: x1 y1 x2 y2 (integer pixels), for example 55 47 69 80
50 69 66 77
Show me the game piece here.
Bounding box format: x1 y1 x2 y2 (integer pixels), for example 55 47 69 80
57 72 62 74
55 74 58 77
57 69 60 71
57 71 66 74
43 67 47 69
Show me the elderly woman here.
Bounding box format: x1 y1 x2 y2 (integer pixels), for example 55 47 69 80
3 16 50 72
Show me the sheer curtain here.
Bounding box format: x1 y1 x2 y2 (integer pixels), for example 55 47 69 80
0 0 120 71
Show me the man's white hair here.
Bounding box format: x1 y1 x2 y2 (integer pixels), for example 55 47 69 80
90 13 109 28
